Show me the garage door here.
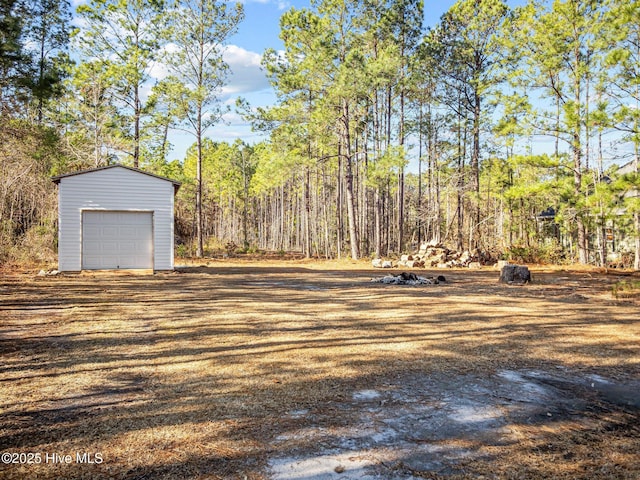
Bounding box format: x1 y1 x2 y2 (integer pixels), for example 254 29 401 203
82 211 153 269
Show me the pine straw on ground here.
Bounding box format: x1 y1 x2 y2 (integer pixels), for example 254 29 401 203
0 261 639 479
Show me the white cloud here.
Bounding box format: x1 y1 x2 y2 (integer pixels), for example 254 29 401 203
146 44 270 99
148 60 170 82
221 110 248 126
221 45 271 97
238 0 290 9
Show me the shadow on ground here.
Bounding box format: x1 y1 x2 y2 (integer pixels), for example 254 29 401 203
0 266 638 479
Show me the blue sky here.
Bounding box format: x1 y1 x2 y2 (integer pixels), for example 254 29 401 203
217 0 636 170
71 0 630 169
231 0 455 53
167 0 462 160
72 0 530 161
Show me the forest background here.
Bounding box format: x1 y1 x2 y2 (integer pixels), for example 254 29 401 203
1 0 639 269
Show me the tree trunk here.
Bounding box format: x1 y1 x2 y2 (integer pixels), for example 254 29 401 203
573 132 587 265
242 150 249 250
375 189 382 258
417 107 423 244
634 148 640 271
344 154 360 260
341 99 360 260
471 88 481 249
134 84 140 168
336 149 343 259
456 104 465 252
196 108 203 258
634 212 640 271
572 51 588 265
304 167 311 258
397 83 406 254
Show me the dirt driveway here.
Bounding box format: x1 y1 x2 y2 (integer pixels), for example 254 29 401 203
1 261 639 479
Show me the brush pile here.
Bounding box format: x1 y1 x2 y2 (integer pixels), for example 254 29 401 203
372 241 497 269
397 241 483 269
371 272 447 285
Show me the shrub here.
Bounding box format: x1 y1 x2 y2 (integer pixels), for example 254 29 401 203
505 241 566 264
1 223 57 266
175 244 191 258
612 280 640 300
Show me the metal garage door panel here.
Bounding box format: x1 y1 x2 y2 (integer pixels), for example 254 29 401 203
82 212 153 269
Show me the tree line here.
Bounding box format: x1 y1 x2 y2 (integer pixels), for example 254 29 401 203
1 0 639 269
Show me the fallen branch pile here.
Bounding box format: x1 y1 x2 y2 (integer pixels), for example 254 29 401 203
373 241 498 269
371 272 447 286
398 241 484 268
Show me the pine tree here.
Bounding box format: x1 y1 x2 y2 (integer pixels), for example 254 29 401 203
76 0 167 167
427 0 509 250
160 0 243 257
22 0 72 124
604 0 640 269
508 0 607 264
0 0 28 115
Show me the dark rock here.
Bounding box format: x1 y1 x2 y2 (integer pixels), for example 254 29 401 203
400 272 419 282
499 265 531 284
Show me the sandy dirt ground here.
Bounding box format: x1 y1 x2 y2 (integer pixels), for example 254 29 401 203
0 260 639 479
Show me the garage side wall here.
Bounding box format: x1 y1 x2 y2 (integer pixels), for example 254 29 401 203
58 168 175 271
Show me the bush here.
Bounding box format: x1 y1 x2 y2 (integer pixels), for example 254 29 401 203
0 220 14 264
612 280 640 300
0 223 57 266
175 244 191 258
505 241 566 264
225 241 238 256
245 245 260 254
21 225 57 263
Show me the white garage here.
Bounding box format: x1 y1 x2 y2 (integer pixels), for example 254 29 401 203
53 165 180 272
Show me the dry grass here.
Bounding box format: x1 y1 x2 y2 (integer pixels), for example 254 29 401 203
1 260 639 479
